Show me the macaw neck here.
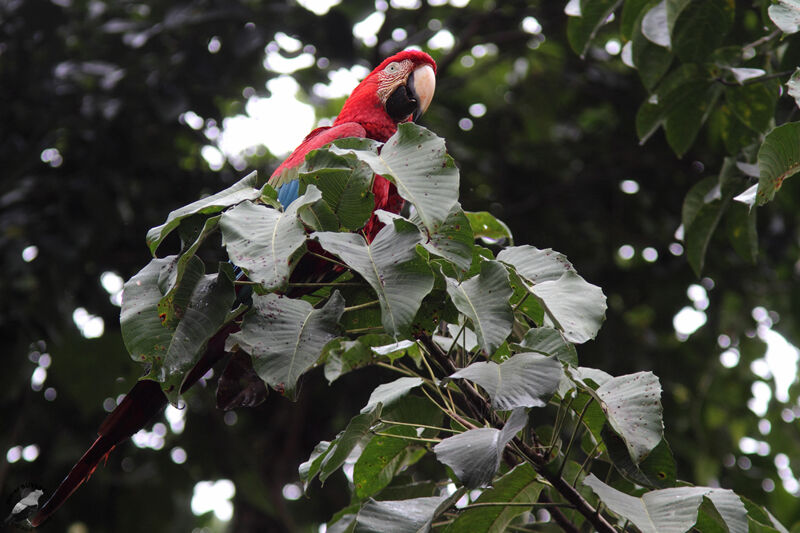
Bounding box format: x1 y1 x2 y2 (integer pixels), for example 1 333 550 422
335 84 401 143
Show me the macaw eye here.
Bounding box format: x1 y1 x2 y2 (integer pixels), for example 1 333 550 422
384 62 400 73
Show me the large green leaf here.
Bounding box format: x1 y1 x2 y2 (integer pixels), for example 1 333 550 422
631 11 674 90
516 327 578 366
121 256 235 398
682 176 727 276
671 0 733 62
596 371 663 463
530 271 607 344
433 408 527 488
318 406 383 484
146 170 263 254
726 83 775 134
603 429 676 488
445 463 543 533
566 0 623 58
497 246 606 343
314 214 435 338
769 0 800 34
219 186 322 292
361 377 424 414
620 0 653 40
299 440 332 492
226 291 345 399
161 264 235 386
636 64 720 155
446 353 562 411
497 245 574 284
664 81 721 157
726 201 758 264
331 123 459 237
323 333 395 383
354 495 450 533
353 425 416 500
465 211 513 245
413 204 473 272
121 256 180 365
299 151 375 231
444 260 513 354
584 474 747 533
159 215 221 307
756 122 800 205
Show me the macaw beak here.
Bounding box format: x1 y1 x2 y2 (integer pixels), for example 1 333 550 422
409 64 435 121
385 63 436 123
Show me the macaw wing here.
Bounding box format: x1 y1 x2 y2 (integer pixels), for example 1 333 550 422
268 122 367 208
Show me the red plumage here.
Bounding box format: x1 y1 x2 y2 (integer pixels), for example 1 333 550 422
31 49 436 526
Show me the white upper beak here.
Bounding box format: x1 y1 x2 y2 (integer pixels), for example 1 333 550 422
412 64 436 118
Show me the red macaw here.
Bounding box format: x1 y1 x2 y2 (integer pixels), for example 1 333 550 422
31 49 436 527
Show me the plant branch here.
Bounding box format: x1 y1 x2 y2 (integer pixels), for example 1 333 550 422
306 250 348 269
557 397 594 477
379 419 460 434
372 431 441 443
462 501 574 509
416 333 617 533
742 29 781 50
288 281 363 288
343 299 379 312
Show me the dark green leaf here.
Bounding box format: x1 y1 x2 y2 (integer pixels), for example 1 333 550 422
756 122 800 205
320 407 383 483
323 334 394 383
121 257 235 399
682 175 728 276
596 371 663 463
446 353 562 411
584 474 748 533
315 214 435 338
497 246 606 343
445 463 542 533
726 83 776 134
121 256 180 366
299 198 339 232
226 291 345 399
299 440 333 491
299 153 375 231
331 123 460 236
631 4 674 90
664 81 722 157
413 204 474 272
361 377 424 414
353 425 416 500
726 201 758 264
433 408 527 488
465 211 514 246
219 186 322 292
354 495 448 533
671 0 734 62
603 428 676 488
517 327 578 366
146 170 263 254
444 260 514 354
566 0 623 58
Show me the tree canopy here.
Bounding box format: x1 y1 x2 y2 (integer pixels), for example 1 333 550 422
3 1 800 531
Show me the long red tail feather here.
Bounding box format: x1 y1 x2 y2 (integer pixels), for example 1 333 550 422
31 379 167 526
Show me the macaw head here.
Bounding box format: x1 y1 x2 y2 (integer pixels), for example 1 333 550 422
335 50 437 141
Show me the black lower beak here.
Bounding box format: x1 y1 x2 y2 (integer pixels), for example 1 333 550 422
385 83 419 123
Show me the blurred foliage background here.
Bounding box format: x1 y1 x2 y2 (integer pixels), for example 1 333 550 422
2 0 800 531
